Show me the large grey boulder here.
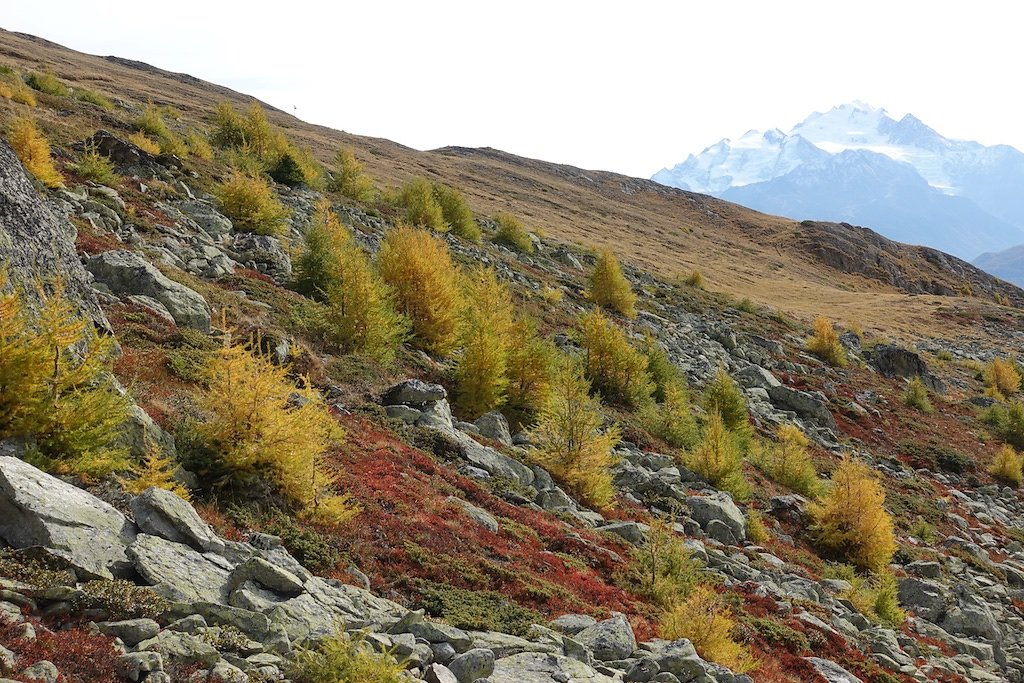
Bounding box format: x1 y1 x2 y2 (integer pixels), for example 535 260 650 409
767 384 837 430
642 639 707 681
228 233 292 283
489 652 617 682
383 379 448 405
447 648 495 683
435 428 536 489
87 250 211 332
84 130 160 178
97 619 161 646
805 657 863 682
475 411 513 447
0 139 105 326
574 613 636 662
869 344 945 393
0 454 137 579
127 533 231 604
136 630 220 667
130 487 224 554
896 577 949 623
686 491 746 545
174 199 232 239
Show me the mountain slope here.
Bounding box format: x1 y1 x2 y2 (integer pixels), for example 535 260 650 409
720 149 1024 258
654 103 1024 260
6 28 1024 683
974 245 1024 287
0 29 1020 339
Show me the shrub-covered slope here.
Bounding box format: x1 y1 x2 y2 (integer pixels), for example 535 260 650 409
1 28 1024 683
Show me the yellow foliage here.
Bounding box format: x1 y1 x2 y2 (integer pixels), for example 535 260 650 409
298 201 407 365
578 310 653 408
806 316 847 367
641 382 698 449
985 358 1021 400
529 358 620 508
400 177 446 231
210 102 321 185
0 273 130 478
455 267 515 418
71 142 117 186
3 79 37 106
137 104 171 137
492 212 534 253
626 518 705 609
8 116 63 188
215 171 290 236
433 183 480 242
752 423 822 497
810 459 896 573
682 270 705 289
588 248 637 318
289 632 407 683
186 130 214 160
988 445 1023 487
378 225 462 356
700 368 754 454
24 72 68 96
660 585 754 673
902 376 932 413
746 508 770 544
844 570 906 628
119 440 191 501
128 132 161 155
683 412 750 500
328 147 375 203
505 316 558 416
195 340 357 521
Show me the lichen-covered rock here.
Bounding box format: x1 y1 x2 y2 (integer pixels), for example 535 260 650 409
87 250 211 332
685 491 746 545
97 619 161 646
130 487 224 554
447 648 495 683
474 411 513 447
383 379 448 405
0 140 105 326
574 613 636 662
489 652 617 682
0 454 137 579
805 657 863 682
228 233 291 283
174 199 232 239
127 533 231 604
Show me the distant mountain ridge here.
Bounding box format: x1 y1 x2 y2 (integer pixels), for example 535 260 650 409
653 103 1024 260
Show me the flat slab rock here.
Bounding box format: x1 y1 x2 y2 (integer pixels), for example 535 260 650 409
488 651 618 683
127 533 231 604
0 454 137 579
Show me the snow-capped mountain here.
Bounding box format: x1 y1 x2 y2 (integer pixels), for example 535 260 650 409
653 103 1024 260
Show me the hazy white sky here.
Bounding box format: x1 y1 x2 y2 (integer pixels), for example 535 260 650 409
4 1 1022 177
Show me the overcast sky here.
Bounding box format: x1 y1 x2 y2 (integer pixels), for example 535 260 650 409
4 1 1021 177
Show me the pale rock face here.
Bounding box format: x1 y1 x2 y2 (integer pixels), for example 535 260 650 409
0 454 137 579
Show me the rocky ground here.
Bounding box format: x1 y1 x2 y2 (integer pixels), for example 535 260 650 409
2 63 1024 683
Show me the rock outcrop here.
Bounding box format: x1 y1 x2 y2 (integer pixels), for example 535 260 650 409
0 140 104 326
